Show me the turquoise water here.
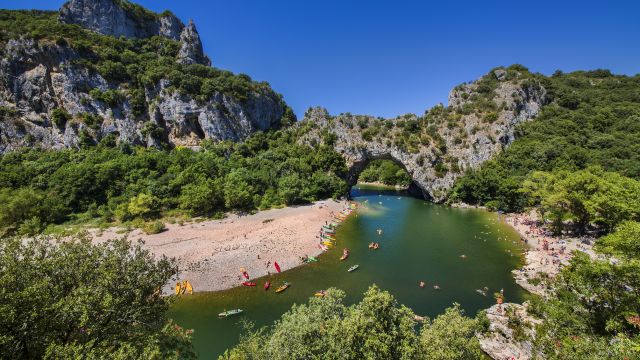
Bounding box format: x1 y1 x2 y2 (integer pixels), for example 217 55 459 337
169 185 526 357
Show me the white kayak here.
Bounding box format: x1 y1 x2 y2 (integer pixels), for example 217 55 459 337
218 309 243 317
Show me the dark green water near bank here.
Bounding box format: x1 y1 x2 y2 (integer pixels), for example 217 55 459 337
169 185 527 358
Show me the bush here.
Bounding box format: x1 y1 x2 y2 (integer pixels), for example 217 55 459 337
143 220 166 234
51 108 71 127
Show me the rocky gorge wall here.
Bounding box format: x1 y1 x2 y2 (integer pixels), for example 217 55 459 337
0 0 286 152
299 69 547 201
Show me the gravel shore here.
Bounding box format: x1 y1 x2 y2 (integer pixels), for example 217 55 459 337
92 199 347 293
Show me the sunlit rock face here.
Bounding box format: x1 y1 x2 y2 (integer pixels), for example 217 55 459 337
0 1 285 152
299 71 546 202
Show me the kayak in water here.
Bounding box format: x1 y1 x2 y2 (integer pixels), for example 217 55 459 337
275 282 290 293
242 281 257 287
348 265 359 272
264 281 270 290
218 309 243 318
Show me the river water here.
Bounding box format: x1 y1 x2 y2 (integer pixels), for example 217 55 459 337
169 184 527 357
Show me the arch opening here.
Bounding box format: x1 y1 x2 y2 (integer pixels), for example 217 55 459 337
346 155 428 200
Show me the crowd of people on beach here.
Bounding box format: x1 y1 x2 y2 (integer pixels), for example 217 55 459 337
507 212 595 293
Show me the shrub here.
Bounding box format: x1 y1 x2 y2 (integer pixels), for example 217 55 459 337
51 108 71 127
143 220 166 234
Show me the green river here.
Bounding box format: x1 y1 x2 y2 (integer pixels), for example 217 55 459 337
169 184 527 357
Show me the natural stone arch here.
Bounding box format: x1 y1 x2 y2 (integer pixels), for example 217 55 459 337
345 152 428 199
299 72 546 202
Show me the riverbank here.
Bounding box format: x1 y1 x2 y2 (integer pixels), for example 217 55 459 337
478 210 598 360
503 211 596 296
92 199 347 293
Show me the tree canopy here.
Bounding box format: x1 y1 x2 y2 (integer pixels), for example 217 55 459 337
220 286 485 360
0 234 195 359
0 130 348 236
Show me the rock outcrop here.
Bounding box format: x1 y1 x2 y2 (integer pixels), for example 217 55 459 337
299 71 546 201
59 0 184 40
59 0 209 66
177 20 211 66
477 303 541 360
0 1 285 152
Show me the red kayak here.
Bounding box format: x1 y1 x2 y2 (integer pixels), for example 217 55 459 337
264 281 271 290
274 261 281 273
242 281 256 287
242 271 250 280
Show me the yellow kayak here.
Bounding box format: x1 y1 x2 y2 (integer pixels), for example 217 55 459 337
185 281 193 294
181 280 187 294
174 282 181 295
322 241 334 246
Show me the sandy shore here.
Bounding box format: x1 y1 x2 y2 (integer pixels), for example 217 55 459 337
92 199 348 293
504 212 596 296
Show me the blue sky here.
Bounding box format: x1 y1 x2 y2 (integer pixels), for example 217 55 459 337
3 0 640 118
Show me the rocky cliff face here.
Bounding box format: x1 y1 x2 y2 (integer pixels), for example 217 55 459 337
60 0 210 66
59 0 183 40
0 0 283 152
299 69 546 201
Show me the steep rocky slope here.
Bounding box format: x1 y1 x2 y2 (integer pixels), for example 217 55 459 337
0 0 290 152
299 66 546 201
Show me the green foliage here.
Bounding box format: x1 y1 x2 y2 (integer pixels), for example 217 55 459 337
89 89 125 107
178 178 223 216
0 130 347 234
143 220 166 234
596 221 640 258
221 285 484 360
0 235 195 359
533 252 640 359
359 159 412 187
418 304 484 359
520 167 640 233
51 108 71 128
451 70 640 216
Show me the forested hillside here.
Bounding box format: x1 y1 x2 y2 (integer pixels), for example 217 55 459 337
451 69 640 232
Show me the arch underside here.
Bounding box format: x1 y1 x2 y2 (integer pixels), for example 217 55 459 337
346 153 430 201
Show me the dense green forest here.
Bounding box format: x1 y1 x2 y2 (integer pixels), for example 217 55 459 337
358 159 412 187
0 130 347 236
450 69 640 219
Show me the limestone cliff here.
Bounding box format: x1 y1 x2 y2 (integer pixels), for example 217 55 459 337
0 0 284 152
299 68 546 201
